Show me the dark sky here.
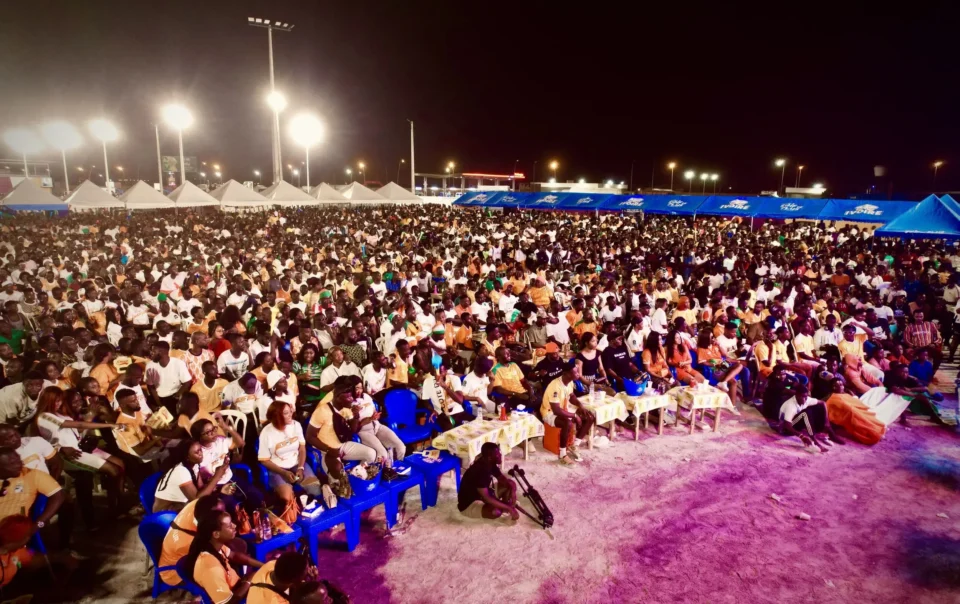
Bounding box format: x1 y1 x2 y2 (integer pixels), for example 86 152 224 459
2 1 958 197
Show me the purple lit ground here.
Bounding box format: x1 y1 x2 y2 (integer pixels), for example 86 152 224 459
69 406 959 604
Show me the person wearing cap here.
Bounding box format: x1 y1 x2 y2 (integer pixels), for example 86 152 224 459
265 369 296 408
540 360 594 465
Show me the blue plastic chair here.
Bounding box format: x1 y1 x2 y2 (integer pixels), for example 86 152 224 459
383 389 434 445
297 504 355 560
138 511 182 599
139 472 163 513
175 556 214 604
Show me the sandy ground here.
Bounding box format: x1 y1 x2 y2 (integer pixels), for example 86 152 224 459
14 403 960 604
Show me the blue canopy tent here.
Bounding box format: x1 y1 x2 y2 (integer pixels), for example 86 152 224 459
557 193 612 211
753 198 827 220
518 192 569 209
875 195 960 240
695 195 764 218
938 194 960 214
600 194 706 215
816 199 914 223
453 191 496 206
488 192 532 208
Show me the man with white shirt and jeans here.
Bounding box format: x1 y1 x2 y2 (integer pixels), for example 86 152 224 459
146 341 193 415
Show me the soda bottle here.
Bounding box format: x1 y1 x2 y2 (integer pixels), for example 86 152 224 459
499 403 507 421
252 511 263 542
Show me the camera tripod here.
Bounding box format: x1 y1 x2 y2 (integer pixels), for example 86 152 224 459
508 465 553 529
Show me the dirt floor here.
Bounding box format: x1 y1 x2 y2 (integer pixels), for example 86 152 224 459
10 402 960 604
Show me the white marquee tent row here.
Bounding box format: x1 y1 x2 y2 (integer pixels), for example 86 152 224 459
0 178 435 211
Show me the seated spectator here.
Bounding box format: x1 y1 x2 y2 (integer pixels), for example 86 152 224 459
189 417 264 514
184 510 263 603
601 332 642 393
158 494 228 587
696 331 745 404
423 364 471 431
461 356 495 414
258 401 331 517
842 354 883 396
153 439 227 513
907 349 935 387
665 329 705 385
775 384 843 452
343 376 405 469
190 361 228 414
246 551 315 604
540 362 595 465
306 382 377 498
491 347 534 409
641 331 673 390
0 371 46 429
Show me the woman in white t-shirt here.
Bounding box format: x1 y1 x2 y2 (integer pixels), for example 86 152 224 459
258 401 325 507
189 416 266 513
152 440 226 512
33 386 126 515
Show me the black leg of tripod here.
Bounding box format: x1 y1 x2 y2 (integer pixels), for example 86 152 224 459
513 502 547 528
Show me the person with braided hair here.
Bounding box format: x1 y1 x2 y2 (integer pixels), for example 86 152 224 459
152 439 227 513
185 510 262 604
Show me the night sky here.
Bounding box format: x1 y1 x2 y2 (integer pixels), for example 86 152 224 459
2 1 958 197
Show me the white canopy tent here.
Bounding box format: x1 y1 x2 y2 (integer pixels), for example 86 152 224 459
309 182 348 203
64 180 125 209
120 181 176 210
260 180 318 206
209 180 270 208
168 181 220 207
339 181 386 201
376 181 421 201
1 179 68 211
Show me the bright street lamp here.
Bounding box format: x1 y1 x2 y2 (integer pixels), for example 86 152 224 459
684 170 695 193
3 128 43 177
200 171 208 185
795 164 805 188
578 178 586 184
774 158 786 194
710 173 719 193
288 112 325 188
88 118 119 190
667 162 677 190
933 161 944 189
292 168 300 187
162 104 193 185
248 19 295 184
345 168 352 184
812 182 824 190
397 158 405 183
41 121 82 194
212 163 221 171
700 172 709 193
358 161 365 182
549 160 559 180
214 171 222 182
605 180 614 187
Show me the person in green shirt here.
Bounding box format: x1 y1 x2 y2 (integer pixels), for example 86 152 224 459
0 320 25 356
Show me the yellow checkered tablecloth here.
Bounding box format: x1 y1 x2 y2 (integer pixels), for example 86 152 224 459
615 392 674 414
581 395 629 425
672 385 731 409
431 413 544 464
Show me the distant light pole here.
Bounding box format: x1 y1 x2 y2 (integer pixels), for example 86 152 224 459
512 159 519 191
292 168 300 187
795 164 804 188
41 121 82 195
214 171 222 183
550 160 558 181
668 162 677 190
200 171 208 185
774 158 786 194
710 173 719 193
345 168 352 184
248 17 295 184
933 161 944 190
397 158 405 183
684 170 695 193
358 161 365 183
700 172 708 193
162 104 193 185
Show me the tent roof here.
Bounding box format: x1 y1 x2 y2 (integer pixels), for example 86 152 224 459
752 198 827 220
696 195 763 217
260 180 317 205
119 181 176 209
376 182 420 201
600 194 706 215
453 191 496 206
309 183 348 202
876 195 960 240
1 179 68 211
557 193 612 210
816 199 914 223
340 181 386 201
63 180 124 209
168 181 220 207
209 180 270 206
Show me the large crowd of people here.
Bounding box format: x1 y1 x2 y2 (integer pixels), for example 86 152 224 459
0 202 955 600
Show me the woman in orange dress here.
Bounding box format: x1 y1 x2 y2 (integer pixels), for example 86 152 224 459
823 375 886 445
666 330 704 385
696 332 743 405
641 331 673 390
88 342 122 400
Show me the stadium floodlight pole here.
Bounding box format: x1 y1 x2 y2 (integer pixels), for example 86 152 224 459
933 161 944 189
408 119 415 192
667 162 677 190
711 173 719 193
248 18 295 185
155 124 163 187
3 128 43 179
289 113 324 188
796 164 804 188
684 170 695 193
162 104 193 185
775 158 786 194
41 121 82 195
700 172 708 193
88 119 119 191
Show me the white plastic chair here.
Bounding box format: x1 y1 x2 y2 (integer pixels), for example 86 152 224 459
217 410 247 440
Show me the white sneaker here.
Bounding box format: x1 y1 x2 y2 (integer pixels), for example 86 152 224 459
716 381 729 392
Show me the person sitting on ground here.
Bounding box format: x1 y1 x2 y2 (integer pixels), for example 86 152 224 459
880 362 947 427
457 441 519 521
153 439 227 513
822 376 887 446
776 384 844 453
185 510 264 604
540 361 596 465
842 353 883 396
